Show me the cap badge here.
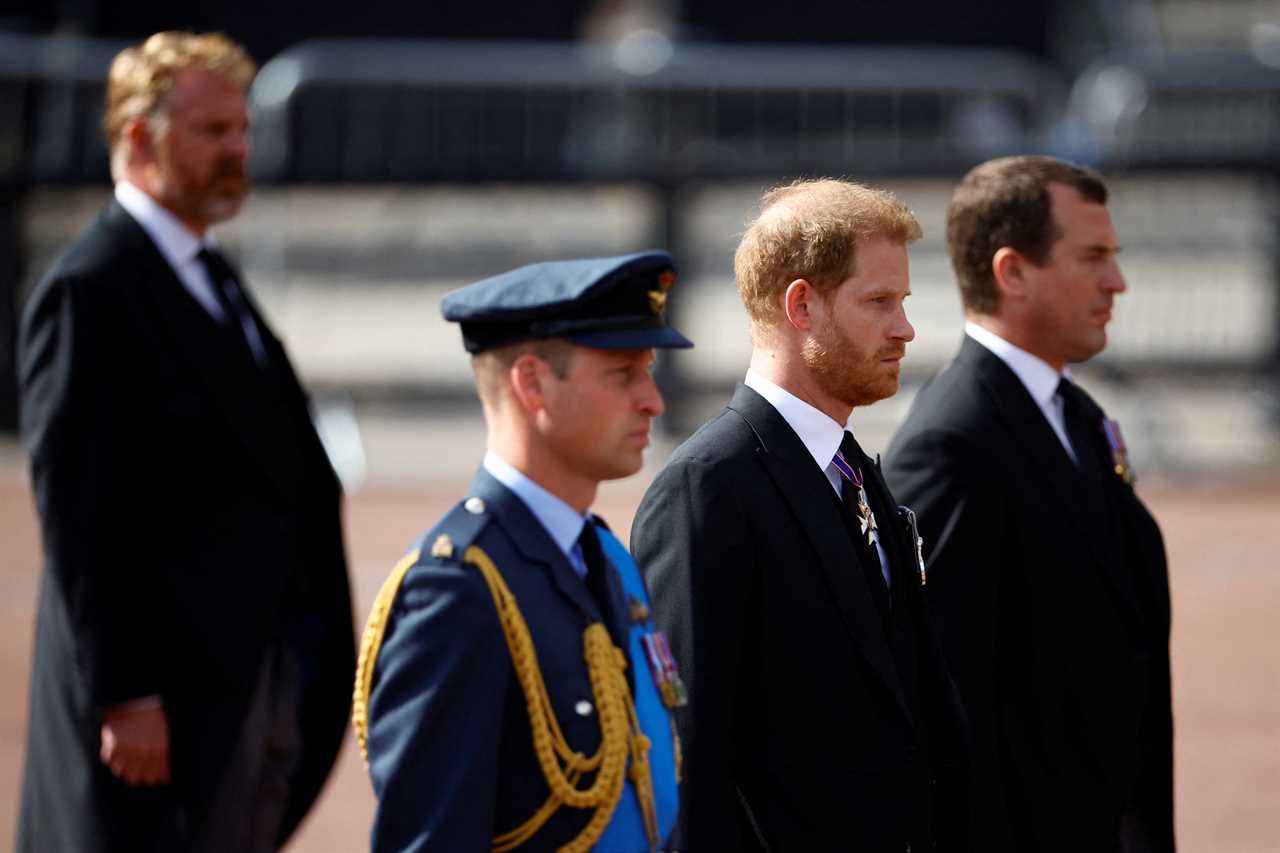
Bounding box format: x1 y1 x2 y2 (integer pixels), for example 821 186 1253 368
648 270 676 316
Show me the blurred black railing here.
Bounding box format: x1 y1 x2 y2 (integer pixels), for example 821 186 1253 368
1067 49 1280 170
247 39 1058 183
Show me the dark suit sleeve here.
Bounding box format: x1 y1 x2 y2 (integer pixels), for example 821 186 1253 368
632 457 757 853
885 426 1013 846
20 273 163 707
367 559 508 853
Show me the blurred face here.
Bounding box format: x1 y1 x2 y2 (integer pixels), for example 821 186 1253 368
802 236 915 408
147 68 251 232
1020 183 1126 368
540 347 665 484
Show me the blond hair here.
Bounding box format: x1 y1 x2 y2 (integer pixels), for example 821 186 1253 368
104 31 255 151
733 178 922 327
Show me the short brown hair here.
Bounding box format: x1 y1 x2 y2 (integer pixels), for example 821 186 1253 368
472 338 577 409
104 31 255 148
733 178 922 327
947 155 1108 315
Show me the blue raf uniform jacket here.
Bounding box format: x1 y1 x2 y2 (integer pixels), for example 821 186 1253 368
365 468 679 853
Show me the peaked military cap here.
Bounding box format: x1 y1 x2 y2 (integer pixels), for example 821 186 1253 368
442 251 694 353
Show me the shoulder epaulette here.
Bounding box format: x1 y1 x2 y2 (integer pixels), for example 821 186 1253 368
352 494 494 765
413 497 493 565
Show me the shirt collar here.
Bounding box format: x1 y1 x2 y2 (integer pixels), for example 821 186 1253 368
114 180 211 269
744 369 847 472
482 450 589 557
964 320 1068 408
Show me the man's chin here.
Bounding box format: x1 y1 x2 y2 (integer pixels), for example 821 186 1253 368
847 378 899 408
204 192 248 224
602 453 646 482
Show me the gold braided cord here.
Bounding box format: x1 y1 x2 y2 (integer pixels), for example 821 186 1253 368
465 545 659 853
352 548 422 766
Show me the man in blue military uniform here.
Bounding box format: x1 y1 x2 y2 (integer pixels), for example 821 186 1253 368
354 251 692 853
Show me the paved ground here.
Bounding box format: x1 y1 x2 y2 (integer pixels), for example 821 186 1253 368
1 443 1278 852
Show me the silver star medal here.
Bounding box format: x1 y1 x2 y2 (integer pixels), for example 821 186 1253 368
856 489 879 546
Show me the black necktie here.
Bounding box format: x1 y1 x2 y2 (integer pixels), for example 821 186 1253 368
577 522 614 621
196 247 269 370
578 521 631 660
1057 377 1103 481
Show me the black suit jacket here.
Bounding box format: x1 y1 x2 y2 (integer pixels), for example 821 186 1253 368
884 336 1174 852
632 384 969 853
16 201 355 852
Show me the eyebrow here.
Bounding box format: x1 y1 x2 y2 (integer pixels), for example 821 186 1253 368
864 285 909 297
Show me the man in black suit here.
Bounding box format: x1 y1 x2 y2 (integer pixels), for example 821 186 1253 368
884 156 1173 852
17 32 354 852
632 179 969 852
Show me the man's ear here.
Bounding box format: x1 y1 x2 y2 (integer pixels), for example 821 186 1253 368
782 278 817 332
992 247 1027 300
122 116 156 164
508 353 548 415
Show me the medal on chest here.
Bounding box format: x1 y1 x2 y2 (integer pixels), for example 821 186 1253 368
630 596 688 709
833 450 879 547
855 486 879 547
1102 417 1136 485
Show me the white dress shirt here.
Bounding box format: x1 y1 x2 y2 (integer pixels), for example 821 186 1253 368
964 321 1077 462
115 181 227 320
116 181 270 365
744 370 891 586
483 450 592 579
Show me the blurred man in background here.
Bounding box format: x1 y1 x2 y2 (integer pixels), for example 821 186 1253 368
885 155 1174 852
632 179 970 851
355 252 689 852
17 31 354 852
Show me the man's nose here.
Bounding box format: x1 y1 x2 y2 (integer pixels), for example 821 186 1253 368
1102 261 1127 294
892 303 916 342
638 373 665 417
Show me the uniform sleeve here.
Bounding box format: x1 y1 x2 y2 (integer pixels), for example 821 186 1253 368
366 558 509 853
883 426 1013 846
631 458 756 853
20 273 162 707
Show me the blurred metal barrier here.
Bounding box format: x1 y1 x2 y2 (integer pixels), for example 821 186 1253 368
248 39 1059 183
0 33 129 185
1068 49 1280 169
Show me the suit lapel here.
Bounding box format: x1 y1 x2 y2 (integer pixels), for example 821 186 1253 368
728 385 915 727
468 469 602 623
101 203 306 499
961 338 1143 621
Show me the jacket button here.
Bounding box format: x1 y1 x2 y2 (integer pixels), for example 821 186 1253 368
574 700 594 716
